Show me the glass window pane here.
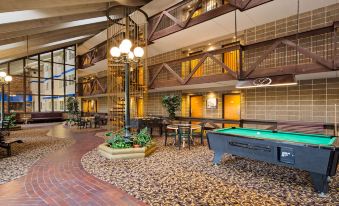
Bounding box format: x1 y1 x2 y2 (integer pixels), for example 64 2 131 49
40 62 52 78
53 49 64 63
9 94 25 113
40 96 53 112
65 50 75 65
53 63 64 79
26 95 39 112
65 65 75 81
53 79 64 95
0 63 8 73
25 59 39 77
26 77 39 95
10 59 24 76
40 52 52 62
10 76 24 94
29 55 38 60
65 81 75 96
40 78 52 95
54 96 65 112
66 46 75 50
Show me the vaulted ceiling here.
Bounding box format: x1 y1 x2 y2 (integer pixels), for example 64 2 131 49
0 0 151 63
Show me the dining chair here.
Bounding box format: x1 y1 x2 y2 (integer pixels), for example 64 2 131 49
164 128 177 146
192 122 205 145
178 125 191 150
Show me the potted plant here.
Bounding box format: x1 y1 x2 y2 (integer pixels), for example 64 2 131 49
133 127 151 148
107 132 132 149
65 96 80 127
162 95 181 120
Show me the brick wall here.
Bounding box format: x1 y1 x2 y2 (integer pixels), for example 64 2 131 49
241 77 339 123
146 77 339 124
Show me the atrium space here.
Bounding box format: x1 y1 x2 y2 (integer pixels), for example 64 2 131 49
0 0 339 205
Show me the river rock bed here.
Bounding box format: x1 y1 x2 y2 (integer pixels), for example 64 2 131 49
82 137 339 206
0 128 75 184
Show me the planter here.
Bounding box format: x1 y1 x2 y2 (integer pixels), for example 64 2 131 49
98 143 157 160
9 125 21 131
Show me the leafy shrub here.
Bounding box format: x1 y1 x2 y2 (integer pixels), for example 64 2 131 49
162 95 181 119
106 132 132 149
133 127 151 147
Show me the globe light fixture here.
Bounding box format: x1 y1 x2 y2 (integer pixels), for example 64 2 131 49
110 39 144 63
133 47 144 58
5 75 12 82
119 39 132 54
0 72 6 78
110 46 121 57
128 51 134 60
0 71 12 121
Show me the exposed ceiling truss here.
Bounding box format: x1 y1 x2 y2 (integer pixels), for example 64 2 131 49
0 0 151 63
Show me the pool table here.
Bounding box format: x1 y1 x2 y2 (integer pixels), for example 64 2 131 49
207 127 339 194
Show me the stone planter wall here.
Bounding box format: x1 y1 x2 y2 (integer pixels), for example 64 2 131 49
98 143 157 160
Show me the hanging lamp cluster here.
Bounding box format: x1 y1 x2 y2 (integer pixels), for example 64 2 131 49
110 39 144 62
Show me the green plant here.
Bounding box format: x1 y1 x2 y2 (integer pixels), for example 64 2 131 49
162 95 181 119
66 96 80 120
4 113 16 128
133 127 151 147
107 132 132 149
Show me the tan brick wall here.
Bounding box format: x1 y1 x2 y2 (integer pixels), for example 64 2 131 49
241 77 339 123
146 77 339 124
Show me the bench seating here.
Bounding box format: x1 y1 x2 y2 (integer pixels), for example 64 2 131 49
0 120 23 156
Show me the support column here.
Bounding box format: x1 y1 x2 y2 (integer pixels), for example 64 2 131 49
124 61 131 139
1 84 4 122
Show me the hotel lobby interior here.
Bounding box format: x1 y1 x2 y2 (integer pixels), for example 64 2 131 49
0 0 339 205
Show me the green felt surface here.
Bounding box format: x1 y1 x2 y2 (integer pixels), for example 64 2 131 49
214 127 336 146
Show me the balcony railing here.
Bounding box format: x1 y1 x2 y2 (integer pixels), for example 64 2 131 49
147 0 273 42
148 42 242 89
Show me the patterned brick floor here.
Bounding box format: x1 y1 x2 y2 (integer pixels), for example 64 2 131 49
0 125 146 206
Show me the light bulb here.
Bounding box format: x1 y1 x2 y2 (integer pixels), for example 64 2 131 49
133 47 144 58
110 46 121 57
5 75 12 82
0 72 6 77
128 51 134 60
119 39 132 54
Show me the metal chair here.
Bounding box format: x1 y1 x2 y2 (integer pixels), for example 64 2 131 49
192 122 205 145
164 128 177 146
178 125 191 150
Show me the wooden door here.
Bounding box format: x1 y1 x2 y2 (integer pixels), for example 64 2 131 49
137 98 144 117
190 96 203 124
223 94 240 127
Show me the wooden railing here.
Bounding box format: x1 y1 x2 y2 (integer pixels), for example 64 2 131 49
147 0 273 42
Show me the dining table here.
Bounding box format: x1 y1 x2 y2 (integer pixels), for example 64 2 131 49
166 123 201 147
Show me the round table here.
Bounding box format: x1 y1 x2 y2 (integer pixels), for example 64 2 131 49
167 123 201 131
166 124 201 147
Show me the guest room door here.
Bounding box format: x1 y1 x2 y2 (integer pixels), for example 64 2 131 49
190 95 203 123
223 94 240 127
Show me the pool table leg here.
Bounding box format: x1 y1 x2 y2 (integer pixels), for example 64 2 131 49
212 151 223 165
309 172 329 194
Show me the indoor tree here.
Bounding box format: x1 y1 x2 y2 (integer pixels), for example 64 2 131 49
162 95 181 119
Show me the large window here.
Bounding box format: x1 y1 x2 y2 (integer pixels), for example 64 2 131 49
2 45 76 113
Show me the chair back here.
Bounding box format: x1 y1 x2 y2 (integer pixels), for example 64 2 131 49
178 126 191 138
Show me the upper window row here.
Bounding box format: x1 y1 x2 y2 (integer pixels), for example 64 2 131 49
39 49 75 64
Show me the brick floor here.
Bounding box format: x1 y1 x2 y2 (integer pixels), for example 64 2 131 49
0 125 147 206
